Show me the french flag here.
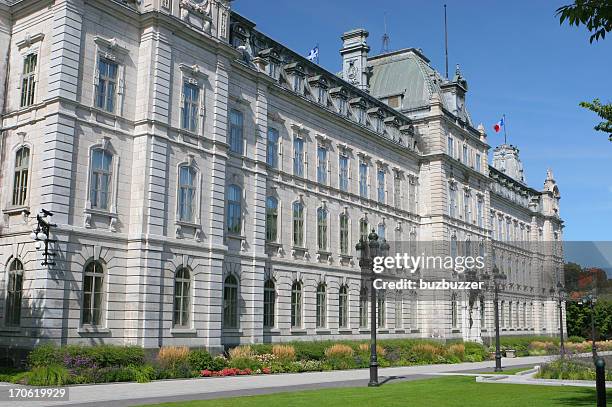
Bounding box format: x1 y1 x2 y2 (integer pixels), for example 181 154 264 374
493 117 505 133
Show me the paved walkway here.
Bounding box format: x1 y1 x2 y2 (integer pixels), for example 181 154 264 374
0 353 603 407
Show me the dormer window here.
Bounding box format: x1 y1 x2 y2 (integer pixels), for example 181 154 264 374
285 63 305 94
309 75 328 106
367 107 385 133
350 97 366 125
330 87 349 116
257 48 281 81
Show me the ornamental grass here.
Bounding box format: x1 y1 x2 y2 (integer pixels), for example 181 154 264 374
324 344 354 358
272 344 296 361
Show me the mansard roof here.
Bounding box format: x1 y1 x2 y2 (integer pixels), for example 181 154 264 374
368 48 473 125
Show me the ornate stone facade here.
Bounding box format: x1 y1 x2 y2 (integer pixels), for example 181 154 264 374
0 0 564 358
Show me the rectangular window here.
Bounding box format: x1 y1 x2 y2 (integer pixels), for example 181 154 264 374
293 137 304 177
95 58 118 113
408 178 417 213
181 82 199 132
90 149 113 210
377 295 386 328
293 203 304 247
449 185 456 217
20 53 37 108
339 155 349 192
293 75 303 93
395 296 402 328
377 169 385 203
464 193 471 222
266 128 279 168
178 166 196 222
318 87 327 105
12 147 30 206
477 199 484 227
359 162 368 198
317 146 327 184
393 175 401 209
462 145 468 165
229 109 244 154
447 136 454 157
339 215 349 255
337 98 347 116
317 209 328 251
360 219 369 241
475 153 481 172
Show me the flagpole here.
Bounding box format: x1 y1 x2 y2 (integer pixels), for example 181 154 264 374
444 4 449 79
503 114 508 145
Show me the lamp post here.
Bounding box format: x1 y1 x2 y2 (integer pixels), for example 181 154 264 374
483 266 506 372
29 209 56 266
550 282 566 358
579 294 598 362
355 229 389 387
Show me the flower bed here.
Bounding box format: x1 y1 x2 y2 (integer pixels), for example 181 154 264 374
10 336 601 386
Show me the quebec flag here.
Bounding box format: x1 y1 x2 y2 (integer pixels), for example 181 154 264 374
307 45 319 62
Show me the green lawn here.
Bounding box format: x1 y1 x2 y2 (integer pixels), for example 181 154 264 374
142 376 610 407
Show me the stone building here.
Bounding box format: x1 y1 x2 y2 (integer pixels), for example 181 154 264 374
0 0 564 358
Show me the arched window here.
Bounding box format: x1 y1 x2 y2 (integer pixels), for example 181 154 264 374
338 285 348 328
292 202 304 247
377 291 386 328
359 286 368 328
266 127 279 168
82 261 104 325
12 147 30 206
316 283 326 328
178 166 197 222
223 275 239 329
227 185 242 234
266 197 278 242
263 279 275 328
395 293 402 329
339 214 349 255
5 259 24 326
173 267 191 328
317 208 327 251
291 281 302 328
90 148 113 210
451 293 458 328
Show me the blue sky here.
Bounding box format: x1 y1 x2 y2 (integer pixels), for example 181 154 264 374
233 0 612 241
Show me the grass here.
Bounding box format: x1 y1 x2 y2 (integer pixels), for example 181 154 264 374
140 376 611 407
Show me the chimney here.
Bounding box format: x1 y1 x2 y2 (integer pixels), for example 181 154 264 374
340 29 370 92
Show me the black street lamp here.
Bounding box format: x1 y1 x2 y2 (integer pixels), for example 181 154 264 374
356 229 389 387
579 293 598 362
550 282 566 358
29 209 56 266
483 265 506 372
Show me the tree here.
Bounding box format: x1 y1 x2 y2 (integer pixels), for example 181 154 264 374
557 1 612 142
556 0 612 43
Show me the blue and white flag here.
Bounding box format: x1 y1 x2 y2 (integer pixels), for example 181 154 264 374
307 45 319 63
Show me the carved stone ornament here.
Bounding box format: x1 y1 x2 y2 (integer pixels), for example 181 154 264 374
180 0 211 15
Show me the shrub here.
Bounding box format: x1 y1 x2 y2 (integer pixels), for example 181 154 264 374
86 345 145 367
25 365 69 386
409 343 445 363
463 342 487 362
129 364 156 383
568 335 585 343
446 344 465 362
228 357 262 371
357 343 386 357
28 344 62 367
272 344 296 361
187 349 213 371
210 355 228 371
291 341 330 361
157 346 190 370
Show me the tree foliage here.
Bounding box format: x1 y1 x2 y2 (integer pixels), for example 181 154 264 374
579 99 612 141
557 1 612 142
556 0 612 43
